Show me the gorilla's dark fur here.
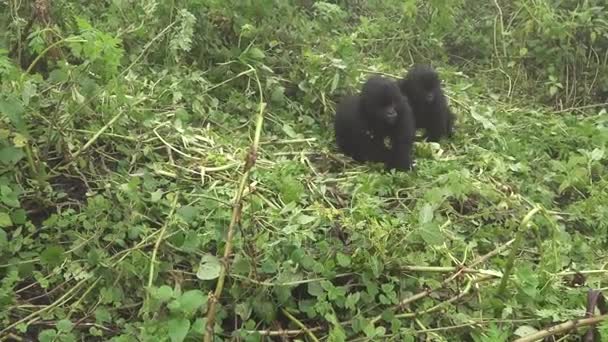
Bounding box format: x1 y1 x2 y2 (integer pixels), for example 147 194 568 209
398 65 455 142
334 75 415 171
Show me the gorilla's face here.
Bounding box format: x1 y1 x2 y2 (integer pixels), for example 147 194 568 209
361 75 404 126
400 65 441 105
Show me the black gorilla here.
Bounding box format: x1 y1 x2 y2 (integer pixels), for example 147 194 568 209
334 75 415 171
397 65 455 142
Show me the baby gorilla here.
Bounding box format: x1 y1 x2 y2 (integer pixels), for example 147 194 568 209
334 75 415 171
397 65 455 142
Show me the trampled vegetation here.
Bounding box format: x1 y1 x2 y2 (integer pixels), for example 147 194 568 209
1 1 608 341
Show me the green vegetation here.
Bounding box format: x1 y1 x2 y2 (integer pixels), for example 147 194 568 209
1 0 608 341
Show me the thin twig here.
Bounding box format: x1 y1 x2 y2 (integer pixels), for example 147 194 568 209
281 308 320 342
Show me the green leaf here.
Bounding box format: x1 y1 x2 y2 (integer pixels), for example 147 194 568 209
235 302 252 320
330 72 340 92
57 319 74 333
0 95 25 130
252 296 276 323
152 285 174 302
191 318 205 335
514 325 539 337
271 86 285 104
418 222 443 246
38 329 57 342
345 292 360 310
94 307 112 324
40 246 65 267
150 189 163 202
296 214 316 225
247 47 265 60
1 185 20 208
419 203 434 224
177 205 199 222
232 256 250 275
336 252 351 267
281 124 298 138
0 212 12 227
196 254 221 280
0 228 7 249
590 148 604 161
0 146 25 166
167 318 190 342
308 281 324 297
328 325 347 342
49 69 69 83
21 81 37 105
178 290 207 316
11 209 26 225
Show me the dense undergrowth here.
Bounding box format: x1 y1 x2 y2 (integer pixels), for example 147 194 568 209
1 0 608 341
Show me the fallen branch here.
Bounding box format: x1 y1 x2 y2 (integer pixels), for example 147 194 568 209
513 314 608 342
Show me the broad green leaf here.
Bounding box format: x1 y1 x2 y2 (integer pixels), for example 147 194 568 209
177 205 198 222
0 185 20 208
336 252 351 267
590 148 604 161
271 86 285 104
178 290 207 316
308 281 324 297
514 325 539 337
167 318 190 342
418 222 443 246
57 319 74 333
0 95 25 130
0 213 12 227
345 292 360 310
419 203 434 224
153 285 173 302
94 307 111 324
247 47 265 60
281 124 298 138
40 246 65 267
49 69 69 83
196 254 221 280
296 214 316 225
149 189 163 202
0 228 7 248
38 330 57 342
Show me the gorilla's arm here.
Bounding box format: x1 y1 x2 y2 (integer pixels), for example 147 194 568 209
386 109 415 171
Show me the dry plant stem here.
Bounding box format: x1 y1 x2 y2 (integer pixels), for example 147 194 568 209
513 314 608 342
553 102 608 113
370 238 516 325
399 265 501 276
148 193 180 288
204 68 266 342
242 327 324 337
281 308 320 342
